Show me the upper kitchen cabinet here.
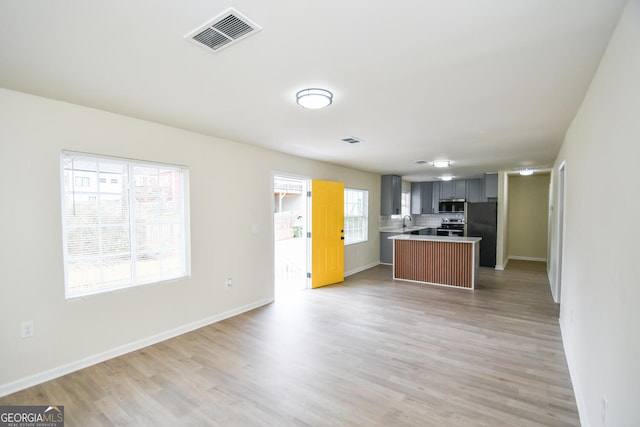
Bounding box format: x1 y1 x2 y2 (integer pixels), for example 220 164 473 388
410 182 434 214
381 175 402 215
465 179 483 202
440 180 466 199
484 173 498 200
431 181 440 212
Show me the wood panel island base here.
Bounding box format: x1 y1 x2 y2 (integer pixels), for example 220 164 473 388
389 235 482 289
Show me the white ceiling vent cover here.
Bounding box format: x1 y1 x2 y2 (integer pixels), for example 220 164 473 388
185 8 261 53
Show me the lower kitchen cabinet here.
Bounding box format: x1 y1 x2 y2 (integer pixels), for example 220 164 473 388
380 232 395 264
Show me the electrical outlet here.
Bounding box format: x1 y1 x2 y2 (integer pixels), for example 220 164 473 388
225 278 233 289
21 321 34 338
601 395 607 424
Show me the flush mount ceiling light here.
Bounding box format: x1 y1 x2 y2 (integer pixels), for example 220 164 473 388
432 160 451 168
519 169 534 176
440 175 453 181
296 88 333 109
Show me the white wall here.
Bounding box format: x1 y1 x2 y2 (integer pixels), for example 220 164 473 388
0 88 380 394
548 1 640 425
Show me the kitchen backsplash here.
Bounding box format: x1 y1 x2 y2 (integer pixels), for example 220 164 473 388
380 213 464 229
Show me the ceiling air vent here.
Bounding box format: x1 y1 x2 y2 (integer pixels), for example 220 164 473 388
185 8 261 53
342 137 362 144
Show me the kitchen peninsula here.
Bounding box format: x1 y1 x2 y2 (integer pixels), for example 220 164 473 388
388 234 482 289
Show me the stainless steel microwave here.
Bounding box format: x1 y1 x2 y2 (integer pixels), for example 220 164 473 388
438 199 465 213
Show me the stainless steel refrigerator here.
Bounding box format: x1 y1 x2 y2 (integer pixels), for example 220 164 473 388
464 202 498 268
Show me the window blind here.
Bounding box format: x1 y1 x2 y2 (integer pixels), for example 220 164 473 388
61 152 189 298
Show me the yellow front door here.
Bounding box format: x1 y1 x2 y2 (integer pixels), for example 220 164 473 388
311 180 344 288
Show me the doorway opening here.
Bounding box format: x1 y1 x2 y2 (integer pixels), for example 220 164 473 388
273 174 309 298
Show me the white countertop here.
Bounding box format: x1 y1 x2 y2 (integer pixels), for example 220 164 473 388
388 234 481 243
380 226 434 233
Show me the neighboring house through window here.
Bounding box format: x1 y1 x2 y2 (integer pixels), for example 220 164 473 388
60 151 190 299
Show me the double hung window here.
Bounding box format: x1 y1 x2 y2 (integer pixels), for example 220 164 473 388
60 152 189 298
344 188 368 245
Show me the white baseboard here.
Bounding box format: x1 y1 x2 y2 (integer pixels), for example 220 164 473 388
345 261 380 277
508 255 547 262
0 297 273 398
560 319 589 427
495 257 509 270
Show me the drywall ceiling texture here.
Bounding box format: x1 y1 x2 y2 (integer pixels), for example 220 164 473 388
549 1 640 425
0 1 628 180
0 88 380 394
507 174 550 261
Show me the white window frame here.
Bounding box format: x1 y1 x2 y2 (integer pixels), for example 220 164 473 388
401 191 411 217
60 151 190 299
344 188 368 245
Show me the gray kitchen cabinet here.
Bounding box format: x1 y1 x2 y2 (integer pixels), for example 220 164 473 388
439 181 454 199
380 232 395 264
454 180 466 199
432 181 440 211
381 175 402 215
465 179 483 202
484 173 498 200
440 180 466 199
410 182 434 214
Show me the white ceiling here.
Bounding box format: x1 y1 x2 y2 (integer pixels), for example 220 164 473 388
0 1 626 181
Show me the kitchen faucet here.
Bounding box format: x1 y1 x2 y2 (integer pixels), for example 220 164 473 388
402 215 412 228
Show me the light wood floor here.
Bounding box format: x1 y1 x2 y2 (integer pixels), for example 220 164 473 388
0 261 579 426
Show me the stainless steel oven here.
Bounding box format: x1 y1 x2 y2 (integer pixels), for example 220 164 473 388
437 218 465 237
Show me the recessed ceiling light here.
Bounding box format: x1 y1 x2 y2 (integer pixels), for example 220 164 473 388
296 88 333 109
440 175 453 181
432 160 451 168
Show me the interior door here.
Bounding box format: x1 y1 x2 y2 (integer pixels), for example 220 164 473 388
311 180 344 288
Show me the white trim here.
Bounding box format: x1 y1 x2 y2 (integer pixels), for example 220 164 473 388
495 257 508 270
271 171 311 291
393 277 474 291
560 320 589 427
508 256 547 262
0 298 273 398
345 261 379 277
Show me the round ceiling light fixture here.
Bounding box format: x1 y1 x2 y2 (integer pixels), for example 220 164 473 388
440 175 453 181
519 169 534 176
296 88 333 109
